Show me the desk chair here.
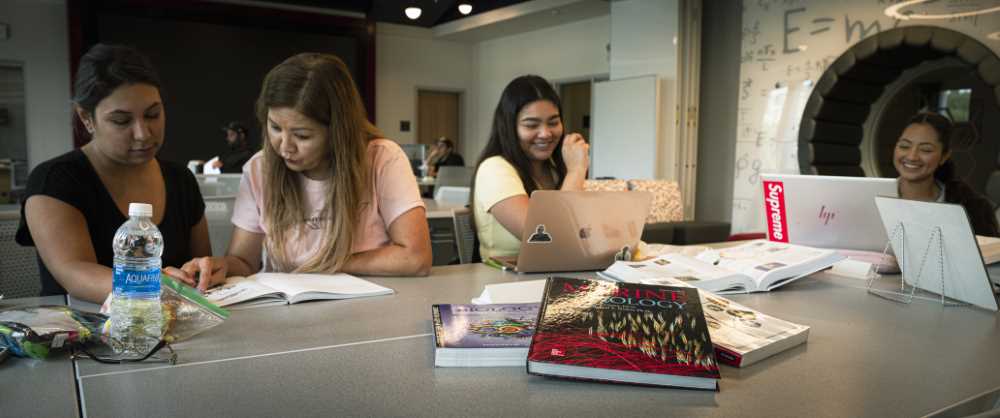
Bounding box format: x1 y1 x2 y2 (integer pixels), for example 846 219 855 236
0 210 41 298
435 166 474 188
452 207 475 264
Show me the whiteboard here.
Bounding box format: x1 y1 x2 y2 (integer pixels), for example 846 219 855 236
729 0 1000 233
591 75 659 180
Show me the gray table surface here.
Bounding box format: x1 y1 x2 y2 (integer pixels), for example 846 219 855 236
0 295 79 418
63 265 1000 418
423 198 465 219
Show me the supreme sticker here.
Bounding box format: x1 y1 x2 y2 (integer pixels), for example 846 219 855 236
762 180 789 243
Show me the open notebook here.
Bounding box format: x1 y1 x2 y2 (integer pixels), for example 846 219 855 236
203 273 394 307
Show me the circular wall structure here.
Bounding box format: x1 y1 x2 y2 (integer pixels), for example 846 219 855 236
798 26 1000 176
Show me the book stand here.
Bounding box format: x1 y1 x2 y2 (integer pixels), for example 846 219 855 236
865 222 966 307
867 196 998 311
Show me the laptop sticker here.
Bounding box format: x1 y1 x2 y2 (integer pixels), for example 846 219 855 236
614 245 633 261
527 224 552 244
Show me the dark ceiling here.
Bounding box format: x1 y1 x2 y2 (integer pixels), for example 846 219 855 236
266 0 532 27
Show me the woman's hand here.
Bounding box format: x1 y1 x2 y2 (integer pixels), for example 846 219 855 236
561 133 590 175
163 256 228 292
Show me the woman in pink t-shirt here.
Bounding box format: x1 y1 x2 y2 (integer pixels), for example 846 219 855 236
166 53 432 290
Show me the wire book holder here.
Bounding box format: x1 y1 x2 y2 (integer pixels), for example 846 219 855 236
866 222 967 307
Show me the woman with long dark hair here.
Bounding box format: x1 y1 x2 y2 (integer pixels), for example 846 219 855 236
894 111 998 236
471 75 590 259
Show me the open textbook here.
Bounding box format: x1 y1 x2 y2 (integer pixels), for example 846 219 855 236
471 278 809 368
203 273 394 307
601 240 845 294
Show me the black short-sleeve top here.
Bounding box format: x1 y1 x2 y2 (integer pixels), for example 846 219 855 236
16 149 206 296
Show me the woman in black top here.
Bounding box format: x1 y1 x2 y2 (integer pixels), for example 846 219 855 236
16 44 210 303
894 111 999 237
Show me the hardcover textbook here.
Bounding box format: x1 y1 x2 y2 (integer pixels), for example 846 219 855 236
431 303 539 367
602 240 845 294
527 277 720 389
203 273 394 307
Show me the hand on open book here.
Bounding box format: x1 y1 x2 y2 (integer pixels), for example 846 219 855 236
163 256 228 292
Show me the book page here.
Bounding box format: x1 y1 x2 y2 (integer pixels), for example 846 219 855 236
203 276 284 307
254 273 394 302
977 235 1000 265
715 240 833 284
602 254 750 293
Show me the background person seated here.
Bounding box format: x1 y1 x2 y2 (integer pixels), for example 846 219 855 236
893 111 998 237
423 137 464 177
208 121 255 173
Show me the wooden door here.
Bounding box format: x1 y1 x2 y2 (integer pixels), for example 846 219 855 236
417 90 460 147
559 81 592 140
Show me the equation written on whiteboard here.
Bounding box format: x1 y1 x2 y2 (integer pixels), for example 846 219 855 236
776 6 903 55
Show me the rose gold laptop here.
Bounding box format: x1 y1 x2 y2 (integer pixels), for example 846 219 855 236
491 190 652 273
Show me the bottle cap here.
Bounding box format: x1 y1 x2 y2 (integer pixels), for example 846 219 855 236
128 203 153 217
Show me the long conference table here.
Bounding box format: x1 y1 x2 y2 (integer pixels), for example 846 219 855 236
3 264 1000 418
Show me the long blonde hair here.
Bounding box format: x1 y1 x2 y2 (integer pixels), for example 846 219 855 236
256 53 381 272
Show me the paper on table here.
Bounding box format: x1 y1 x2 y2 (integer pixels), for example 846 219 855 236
471 280 546 305
204 157 222 174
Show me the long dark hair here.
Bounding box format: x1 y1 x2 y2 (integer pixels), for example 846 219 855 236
903 111 999 236
72 43 162 119
472 75 568 199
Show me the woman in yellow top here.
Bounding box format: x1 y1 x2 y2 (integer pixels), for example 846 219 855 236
471 75 590 259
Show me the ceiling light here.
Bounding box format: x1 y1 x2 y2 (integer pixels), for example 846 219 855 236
884 0 1000 20
458 3 473 15
405 6 422 20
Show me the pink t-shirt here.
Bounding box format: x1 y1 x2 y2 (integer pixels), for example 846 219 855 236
231 138 425 271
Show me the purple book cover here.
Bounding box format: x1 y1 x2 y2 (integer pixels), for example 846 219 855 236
432 303 539 349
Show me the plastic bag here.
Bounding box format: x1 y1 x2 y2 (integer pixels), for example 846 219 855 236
158 275 229 343
100 274 230 343
0 305 107 359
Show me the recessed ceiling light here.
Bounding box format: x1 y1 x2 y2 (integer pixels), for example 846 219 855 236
405 6 422 20
458 3 473 15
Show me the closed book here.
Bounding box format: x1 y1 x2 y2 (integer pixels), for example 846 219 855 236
670 279 810 368
527 277 720 390
431 303 538 367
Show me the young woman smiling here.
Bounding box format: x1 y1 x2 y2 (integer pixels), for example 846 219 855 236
168 53 432 290
893 111 998 237
471 75 590 259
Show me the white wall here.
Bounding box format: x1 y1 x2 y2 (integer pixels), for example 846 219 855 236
609 0 680 180
375 23 476 158
469 15 610 165
0 0 72 170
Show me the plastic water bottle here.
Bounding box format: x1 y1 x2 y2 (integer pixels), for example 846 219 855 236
109 202 164 359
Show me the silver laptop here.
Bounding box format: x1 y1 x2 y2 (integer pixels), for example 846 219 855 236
760 173 897 251
490 190 652 273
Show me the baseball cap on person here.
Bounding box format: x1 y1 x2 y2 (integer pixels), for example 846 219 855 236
221 122 247 136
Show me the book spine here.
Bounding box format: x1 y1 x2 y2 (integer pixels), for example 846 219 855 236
431 305 445 348
525 277 556 370
713 345 744 368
